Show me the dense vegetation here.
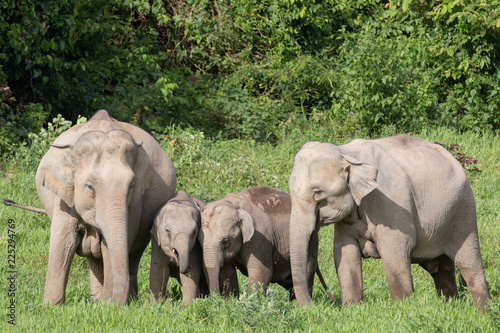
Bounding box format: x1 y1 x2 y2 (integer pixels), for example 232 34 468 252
1 0 500 154
1 0 500 331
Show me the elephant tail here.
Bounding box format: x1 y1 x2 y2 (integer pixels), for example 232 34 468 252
2 198 46 214
315 266 339 305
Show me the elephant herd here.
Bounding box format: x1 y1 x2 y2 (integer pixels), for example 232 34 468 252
9 110 491 313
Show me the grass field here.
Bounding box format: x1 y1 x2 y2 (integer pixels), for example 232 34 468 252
1 125 499 331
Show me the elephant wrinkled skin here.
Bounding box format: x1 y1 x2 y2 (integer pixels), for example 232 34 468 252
199 186 317 300
150 190 208 305
36 110 176 305
288 134 491 312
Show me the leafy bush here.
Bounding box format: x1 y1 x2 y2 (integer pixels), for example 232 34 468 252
0 82 48 155
9 114 85 172
1 0 500 145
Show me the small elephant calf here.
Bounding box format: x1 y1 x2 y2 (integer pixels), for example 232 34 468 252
150 190 207 305
199 186 319 300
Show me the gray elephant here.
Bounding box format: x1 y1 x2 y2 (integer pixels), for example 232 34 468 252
35 110 176 305
199 186 319 300
288 134 491 312
150 190 208 305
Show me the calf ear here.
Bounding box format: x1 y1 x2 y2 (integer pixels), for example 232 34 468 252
237 209 255 243
341 155 378 205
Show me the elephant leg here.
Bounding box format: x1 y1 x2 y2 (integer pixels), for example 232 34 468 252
44 206 79 305
452 240 491 313
382 263 414 300
246 253 272 294
377 231 414 301
380 254 413 301
334 226 363 305
87 256 105 301
128 245 148 299
220 264 239 298
150 238 170 301
420 255 458 300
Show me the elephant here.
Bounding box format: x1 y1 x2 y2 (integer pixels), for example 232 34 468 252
199 185 320 300
288 134 491 312
150 190 208 305
35 110 177 305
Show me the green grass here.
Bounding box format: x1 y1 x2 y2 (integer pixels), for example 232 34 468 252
1 126 499 331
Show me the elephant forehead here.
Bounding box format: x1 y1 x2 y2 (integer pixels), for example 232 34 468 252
308 159 345 187
162 205 199 227
73 130 136 155
201 201 237 228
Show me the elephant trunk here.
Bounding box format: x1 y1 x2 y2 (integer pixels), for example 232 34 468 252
289 199 317 305
98 203 130 305
203 246 222 294
175 234 191 274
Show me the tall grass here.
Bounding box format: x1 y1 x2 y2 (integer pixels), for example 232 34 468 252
0 125 499 331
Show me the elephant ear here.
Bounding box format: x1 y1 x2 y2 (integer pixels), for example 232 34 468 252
39 144 75 207
237 209 255 243
342 154 378 205
130 143 153 206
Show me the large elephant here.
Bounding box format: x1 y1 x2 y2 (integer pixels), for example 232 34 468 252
36 110 176 305
150 190 208 305
288 134 491 312
199 186 318 300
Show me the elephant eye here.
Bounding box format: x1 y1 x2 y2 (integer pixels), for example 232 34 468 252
221 238 230 248
85 184 95 194
313 189 324 200
165 227 170 235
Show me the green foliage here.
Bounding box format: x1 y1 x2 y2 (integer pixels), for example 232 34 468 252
1 0 500 147
331 13 441 132
329 2 500 133
0 0 129 117
0 82 48 155
426 0 500 132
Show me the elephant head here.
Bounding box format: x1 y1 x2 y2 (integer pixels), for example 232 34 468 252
38 122 153 304
288 141 378 305
198 200 254 294
152 191 203 274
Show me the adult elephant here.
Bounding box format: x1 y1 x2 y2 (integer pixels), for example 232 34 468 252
36 110 176 305
288 134 491 312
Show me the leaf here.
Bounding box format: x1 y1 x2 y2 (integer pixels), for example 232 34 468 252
402 0 411 12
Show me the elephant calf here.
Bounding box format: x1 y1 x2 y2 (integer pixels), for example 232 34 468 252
199 186 318 300
150 190 208 305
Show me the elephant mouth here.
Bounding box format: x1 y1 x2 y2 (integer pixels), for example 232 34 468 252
172 248 179 264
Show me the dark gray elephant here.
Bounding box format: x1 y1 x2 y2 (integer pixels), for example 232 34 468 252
199 186 318 300
35 110 177 305
288 134 491 312
150 190 208 305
